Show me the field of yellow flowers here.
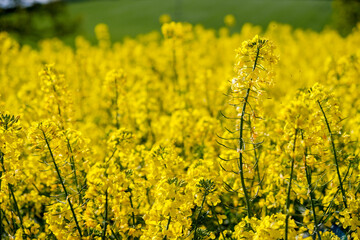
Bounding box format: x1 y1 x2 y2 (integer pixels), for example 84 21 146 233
0 21 360 239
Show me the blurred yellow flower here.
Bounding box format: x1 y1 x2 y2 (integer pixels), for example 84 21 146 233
224 14 236 27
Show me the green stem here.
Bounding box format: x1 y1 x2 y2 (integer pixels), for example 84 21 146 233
0 153 3 239
285 128 298 240
0 152 25 236
129 190 136 227
41 129 83 238
302 131 322 240
8 184 26 238
193 192 208 239
162 215 171 240
1 209 9 230
236 42 262 219
355 182 360 195
317 100 347 208
318 161 352 226
102 189 108 240
306 169 322 240
110 227 121 240
249 118 262 190
66 137 83 205
102 150 112 240
48 73 62 119
238 87 252 219
0 207 2 240
114 77 120 129
211 205 226 240
172 47 178 84
10 211 15 236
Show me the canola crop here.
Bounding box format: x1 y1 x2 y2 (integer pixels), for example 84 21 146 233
0 21 360 239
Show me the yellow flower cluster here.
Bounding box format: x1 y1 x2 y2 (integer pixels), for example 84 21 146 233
233 35 278 90
0 21 360 239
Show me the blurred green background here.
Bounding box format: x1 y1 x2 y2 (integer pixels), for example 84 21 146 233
0 0 359 46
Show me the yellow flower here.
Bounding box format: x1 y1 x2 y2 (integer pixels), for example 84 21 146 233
159 14 172 24
224 14 236 27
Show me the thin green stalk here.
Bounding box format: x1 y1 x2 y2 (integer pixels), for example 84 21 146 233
162 215 171 240
0 152 25 236
8 184 25 232
210 205 226 240
318 162 352 226
41 129 83 238
306 170 322 240
193 192 208 239
355 182 360 195
102 151 112 240
249 118 262 190
285 128 298 240
317 100 347 208
0 153 3 239
0 207 2 240
306 180 321 237
236 42 261 219
52 85 62 117
48 75 62 118
1 209 9 229
110 227 121 240
114 77 120 129
302 131 322 240
102 189 108 240
66 137 83 204
129 190 136 227
172 47 178 84
238 88 252 219
10 211 15 236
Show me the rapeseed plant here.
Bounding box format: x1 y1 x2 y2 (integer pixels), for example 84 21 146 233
0 21 359 239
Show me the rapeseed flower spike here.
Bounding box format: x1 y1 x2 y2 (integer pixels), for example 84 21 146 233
221 35 278 222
